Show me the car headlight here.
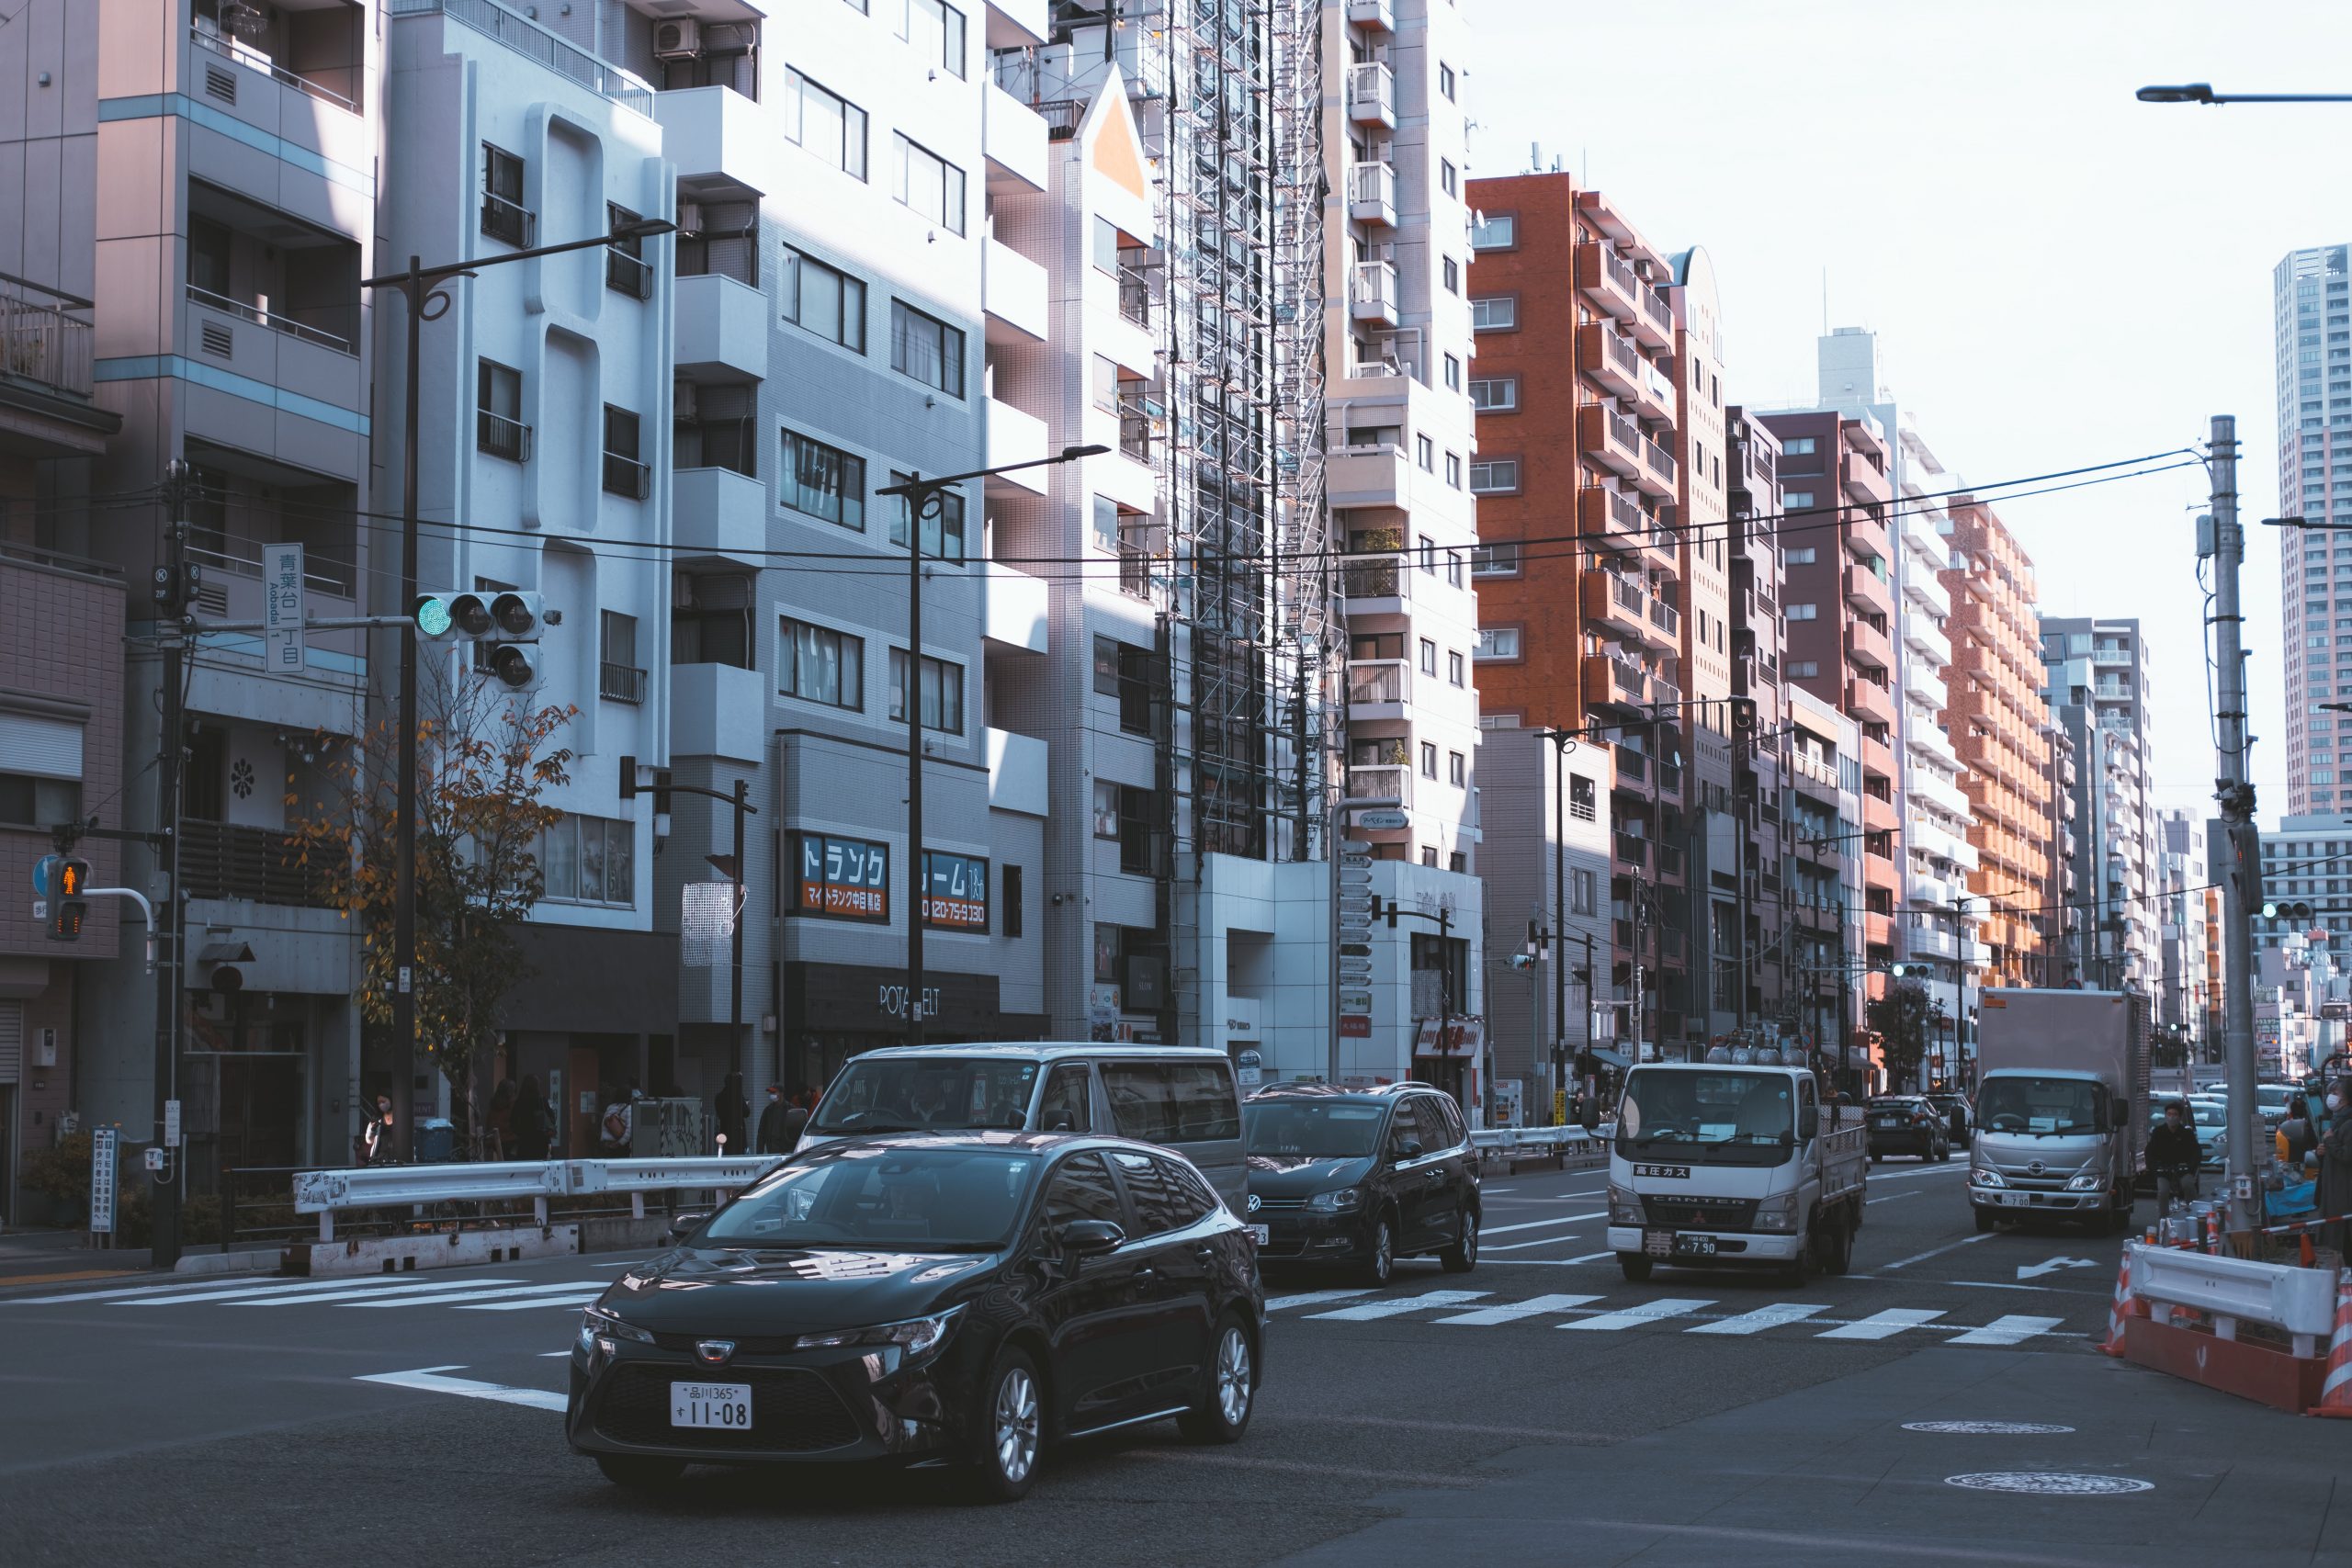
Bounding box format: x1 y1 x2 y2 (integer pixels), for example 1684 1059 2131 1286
794 1304 965 1364
1751 1193 1799 1233
1607 1184 1644 1224
1968 1167 2006 1189
1305 1187 1363 1213
579 1305 654 1352
2064 1172 2104 1192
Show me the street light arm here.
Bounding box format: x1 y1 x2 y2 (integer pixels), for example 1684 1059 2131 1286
361 220 677 290
2137 82 2352 104
876 445 1111 499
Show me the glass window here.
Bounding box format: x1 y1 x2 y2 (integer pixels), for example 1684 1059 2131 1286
1419 637 1438 673
536 814 634 905
888 470 967 561
1103 1063 1179 1144
1042 1150 1123 1227
899 0 967 76
786 70 868 179
1471 540 1521 575
1476 626 1521 660
895 134 967 234
1471 296 1516 331
782 248 868 351
1091 215 1120 274
1469 213 1516 250
778 616 864 708
1037 1066 1093 1134
1469 458 1520 493
1445 452 1463 489
480 143 530 244
700 1145 1036 1248
1468 378 1517 412
1448 650 1464 686
1442 255 1460 295
1443 354 1462 391
1243 1099 1386 1156
781 429 866 528
890 299 967 397
1570 774 1596 821
810 1055 1042 1134
1783 491 1815 509
889 649 965 732
0 772 79 829
1112 1151 1193 1235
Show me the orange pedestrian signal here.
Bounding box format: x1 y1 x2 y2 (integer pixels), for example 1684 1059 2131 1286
48 855 92 941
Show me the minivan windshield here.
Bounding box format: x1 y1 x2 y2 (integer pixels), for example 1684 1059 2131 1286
1244 1100 1385 1157
810 1057 1041 1135
1976 1076 2099 1136
1618 1069 1797 1147
700 1145 1037 1250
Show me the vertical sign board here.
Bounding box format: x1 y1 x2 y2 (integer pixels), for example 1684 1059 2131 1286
263 543 305 672
88 1125 119 1235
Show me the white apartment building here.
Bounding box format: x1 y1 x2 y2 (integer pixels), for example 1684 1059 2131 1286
2256 814 2352 957
2156 808 2213 1055
2273 243 2352 816
2041 617 2162 992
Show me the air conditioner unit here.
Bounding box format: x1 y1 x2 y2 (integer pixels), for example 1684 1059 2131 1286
675 200 705 237
653 18 701 59
673 378 699 421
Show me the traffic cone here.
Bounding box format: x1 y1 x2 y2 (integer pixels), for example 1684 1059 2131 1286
2312 1271 2352 1419
2097 1248 2140 1358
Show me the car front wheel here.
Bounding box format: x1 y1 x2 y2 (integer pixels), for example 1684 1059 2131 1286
970 1347 1044 1503
1360 1214 1396 1286
1439 1206 1479 1272
1178 1313 1256 1444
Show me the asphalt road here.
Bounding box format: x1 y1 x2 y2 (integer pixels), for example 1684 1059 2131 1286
1 1156 2339 1568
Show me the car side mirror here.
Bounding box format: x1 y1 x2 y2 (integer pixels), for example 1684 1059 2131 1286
1397 1136 1423 1161
668 1212 709 1243
1057 1219 1124 1258
1797 1106 1818 1140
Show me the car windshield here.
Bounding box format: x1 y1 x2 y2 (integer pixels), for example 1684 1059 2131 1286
2153 1104 2226 1131
810 1057 1042 1134
698 1145 1038 1250
1619 1069 1795 1145
1244 1100 1386 1157
1976 1077 2098 1135
1869 1098 1925 1113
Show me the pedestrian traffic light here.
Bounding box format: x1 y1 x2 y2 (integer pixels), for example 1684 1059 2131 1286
47 854 91 942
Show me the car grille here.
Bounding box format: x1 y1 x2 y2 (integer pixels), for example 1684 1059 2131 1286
1640 1195 1758 1230
594 1363 861 1453
1251 1195 1308 1212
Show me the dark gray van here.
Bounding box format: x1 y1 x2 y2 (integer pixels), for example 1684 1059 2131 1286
797 1044 1247 1211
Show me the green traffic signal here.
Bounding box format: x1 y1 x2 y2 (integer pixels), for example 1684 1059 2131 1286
414 594 454 637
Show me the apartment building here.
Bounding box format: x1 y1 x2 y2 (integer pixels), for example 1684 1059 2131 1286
2256 815 2352 958
1787 683 1866 1087
2156 809 2213 1055
2039 616 2161 992
1464 172 1690 1054
2041 719 2081 986
1725 407 1792 1037
2271 244 2352 817
1756 409 1901 986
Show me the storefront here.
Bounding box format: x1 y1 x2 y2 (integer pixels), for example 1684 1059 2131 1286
1411 1015 1487 1124
782 962 1046 1096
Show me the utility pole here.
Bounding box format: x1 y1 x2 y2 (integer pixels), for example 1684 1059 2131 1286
2203 413 2262 1237
149 460 192 1268
391 255 423 1161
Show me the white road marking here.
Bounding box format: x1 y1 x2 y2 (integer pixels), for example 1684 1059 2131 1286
1817 1307 1946 1340
1687 1302 1831 1336
9 1278 331 1306
338 1281 608 1309
1877 1232 1995 1271
1306 1289 1488 1322
1867 1190 1918 1205
1945 1314 2066 1346
140 1278 528 1306
1481 1211 1605 1235
1484 1233 1587 1252
356 1366 567 1412
1431 1293 1602 1325
2016 1257 2098 1280
1481 1254 1613 1267
538 1350 574 1357
1264 1289 1376 1313
1559 1297 1713 1332
456 1291 610 1312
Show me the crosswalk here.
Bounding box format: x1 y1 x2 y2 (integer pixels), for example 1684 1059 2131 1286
5 1274 610 1314
1264 1288 2074 1348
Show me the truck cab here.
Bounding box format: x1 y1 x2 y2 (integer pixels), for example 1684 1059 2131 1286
1605 1062 1867 1284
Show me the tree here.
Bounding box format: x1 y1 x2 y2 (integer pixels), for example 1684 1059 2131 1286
1866 980 1933 1092
289 670 577 1150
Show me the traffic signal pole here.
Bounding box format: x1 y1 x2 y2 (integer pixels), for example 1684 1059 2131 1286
151 460 192 1267
392 254 424 1162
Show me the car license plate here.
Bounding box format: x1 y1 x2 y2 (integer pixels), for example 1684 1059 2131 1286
1871 1117 1900 1128
1994 1191 2027 1208
670 1382 752 1429
1672 1233 1717 1257
1246 1224 1269 1246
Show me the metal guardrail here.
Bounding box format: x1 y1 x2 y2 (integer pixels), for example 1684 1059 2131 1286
1471 1125 1611 1166
2127 1240 2341 1357
291 1155 783 1239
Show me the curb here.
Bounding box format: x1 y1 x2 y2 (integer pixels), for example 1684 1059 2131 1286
173 1248 283 1277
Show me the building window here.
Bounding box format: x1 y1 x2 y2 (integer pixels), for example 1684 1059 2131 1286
889 649 965 733
1445 452 1463 489
1416 434 1434 471
1420 741 1439 778
895 133 967 234
1439 158 1457 197
1789 660 1820 677
782 247 868 351
1448 750 1465 786
1448 649 1465 686
1438 62 1455 99
1471 540 1521 575
1571 865 1596 915
1003 864 1023 936
1442 255 1460 294
888 471 967 561
781 429 866 529
779 616 865 708
1468 377 1518 412
1469 213 1516 250
601 405 648 499
1783 490 1815 509
899 0 967 76
1443 354 1462 391
1476 626 1521 660
1786 603 1818 621
1785 546 1816 565
0 771 78 829
1419 637 1438 674
1569 774 1596 822
598 611 644 703
605 202 650 298
535 813 635 906
1468 458 1521 493
1782 437 1817 455
1447 550 1465 588
1470 296 1517 332
673 572 753 668
890 299 967 397
1092 215 1120 275
1420 846 1438 868
1094 636 1157 735
786 70 869 179
481 142 532 245
476 358 527 461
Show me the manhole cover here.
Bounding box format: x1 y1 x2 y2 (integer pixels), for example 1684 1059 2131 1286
1904 1421 2076 1435
1945 1472 2153 1495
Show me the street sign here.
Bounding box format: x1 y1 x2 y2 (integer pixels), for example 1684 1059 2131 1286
1340 866 1372 886
1341 852 1372 871
1355 809 1408 830
31 853 58 897
263 543 305 672
1340 942 1372 957
1341 840 1371 856
164 1098 181 1148
1339 1015 1372 1038
1339 959 1373 980
1340 991 1373 1013
88 1126 118 1235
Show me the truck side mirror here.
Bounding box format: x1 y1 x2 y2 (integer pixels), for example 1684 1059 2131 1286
1797 1106 1819 1140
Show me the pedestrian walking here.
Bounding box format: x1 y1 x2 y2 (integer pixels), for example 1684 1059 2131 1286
509 1074 552 1161
2321 1077 2352 1257
755 1085 790 1154
2146 1100 2203 1210
599 1080 640 1157
485 1078 517 1161
714 1071 749 1155
354 1094 393 1165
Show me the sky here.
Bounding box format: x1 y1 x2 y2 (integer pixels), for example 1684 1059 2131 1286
1466 0 2352 827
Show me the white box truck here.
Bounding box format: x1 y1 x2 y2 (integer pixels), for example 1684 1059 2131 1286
1606 1061 1867 1285
1967 987 2150 1234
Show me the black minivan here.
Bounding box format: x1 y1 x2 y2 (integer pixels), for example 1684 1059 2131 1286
1240 1083 1479 1285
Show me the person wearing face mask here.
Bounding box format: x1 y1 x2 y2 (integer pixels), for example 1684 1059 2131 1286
755 1084 791 1155
2322 1077 2352 1257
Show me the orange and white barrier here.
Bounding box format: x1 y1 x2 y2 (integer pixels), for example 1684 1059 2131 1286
2312 1272 2352 1419
2096 1250 2140 1358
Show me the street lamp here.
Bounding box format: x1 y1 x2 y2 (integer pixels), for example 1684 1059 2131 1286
876 445 1105 1047
359 216 674 1158
2136 83 2352 105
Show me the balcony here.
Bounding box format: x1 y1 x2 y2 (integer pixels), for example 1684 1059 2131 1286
1583 571 1646 637
1842 561 1890 613
987 728 1049 818
672 661 764 763
1345 0 1396 30
1574 241 1643 323
1350 259 1400 326
1905 610 1951 669
1633 360 1678 424
190 17 360 113
1846 675 1896 726
984 558 1049 654
1577 485 1671 567
1634 431 1677 499
1846 617 1894 673
983 83 1049 193
1605 658 1649 705
1842 506 1891 563
394 0 650 114
477 409 530 463
1578 321 1643 396
1347 161 1398 227
1347 659 1409 720
177 818 332 908
674 272 767 382
2 275 99 408
1328 443 1409 512
600 451 650 501
673 466 765 570
986 397 1048 492
1347 62 1397 128
983 236 1049 344
1905 570 1951 618
1646 594 1680 641
1578 403 1644 478
184 283 351 356
1615 833 1649 872
1340 553 1412 611
1862 792 1901 834
1632 281 1675 349
599 660 647 704
1345 765 1411 807
654 85 778 197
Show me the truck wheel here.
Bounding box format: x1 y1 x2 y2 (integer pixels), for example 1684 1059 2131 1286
1782 1223 1816 1287
1818 1213 1853 1276
1618 1252 1653 1283
1870 1151 1883 1166
1973 1207 1996 1234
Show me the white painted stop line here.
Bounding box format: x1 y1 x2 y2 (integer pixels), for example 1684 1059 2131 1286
339 1281 605 1310
1818 1307 1945 1340
1946 1314 2066 1346
1431 1293 1602 1326
1560 1297 1713 1331
1307 1290 1488 1322
1265 1289 1374 1314
1688 1302 1831 1336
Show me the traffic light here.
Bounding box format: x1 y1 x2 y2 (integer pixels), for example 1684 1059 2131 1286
2263 900 2316 922
48 854 92 942
413 589 549 688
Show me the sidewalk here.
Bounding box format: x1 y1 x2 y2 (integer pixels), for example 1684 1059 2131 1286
1268 1347 2352 1567
0 1227 280 1289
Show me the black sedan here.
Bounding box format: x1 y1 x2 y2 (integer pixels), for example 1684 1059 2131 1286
566 1132 1264 1502
1866 1096 1951 1162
